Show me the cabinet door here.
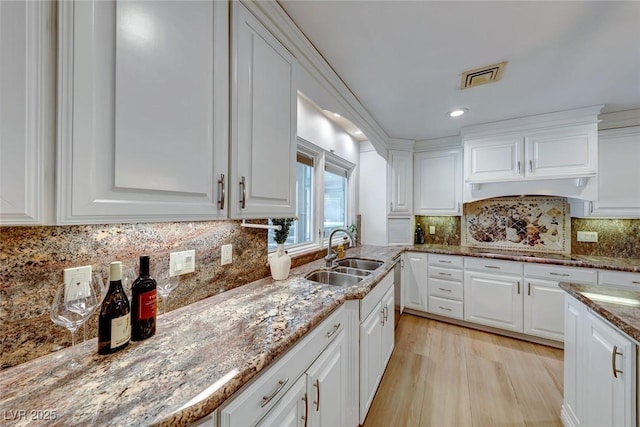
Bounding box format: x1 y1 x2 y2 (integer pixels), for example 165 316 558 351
523 278 564 341
591 127 640 217
387 150 413 215
403 253 428 312
525 124 597 179
562 294 584 427
57 0 229 224
230 3 296 218
464 272 523 332
256 375 306 427
381 288 395 368
359 301 382 423
307 330 346 427
414 148 462 215
583 311 636 427
0 0 55 225
464 135 523 183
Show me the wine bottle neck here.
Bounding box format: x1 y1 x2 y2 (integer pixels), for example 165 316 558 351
139 256 150 277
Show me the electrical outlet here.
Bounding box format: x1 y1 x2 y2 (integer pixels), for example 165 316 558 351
577 231 598 243
429 226 436 235
221 244 233 265
63 265 92 301
170 250 196 276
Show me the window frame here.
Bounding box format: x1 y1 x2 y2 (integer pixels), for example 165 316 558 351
268 138 355 256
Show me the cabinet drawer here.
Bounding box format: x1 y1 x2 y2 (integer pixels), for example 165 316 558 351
524 264 596 285
429 254 463 269
429 278 463 301
429 296 463 320
599 270 640 289
429 265 463 283
360 272 394 322
464 257 523 276
219 306 346 427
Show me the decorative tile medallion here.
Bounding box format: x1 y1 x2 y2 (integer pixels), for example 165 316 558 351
463 196 570 253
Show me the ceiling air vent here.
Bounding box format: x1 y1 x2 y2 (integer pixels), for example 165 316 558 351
461 61 507 89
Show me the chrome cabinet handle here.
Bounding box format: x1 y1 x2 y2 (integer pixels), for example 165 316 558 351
632 281 640 285
439 260 452 264
261 378 289 407
439 306 452 311
326 323 341 339
529 160 533 172
218 174 225 210
485 265 501 269
313 379 320 411
438 272 452 276
590 201 594 214
517 281 520 294
612 345 623 378
380 308 385 325
302 393 308 427
528 282 531 296
384 304 389 322
438 287 452 292
239 176 246 209
549 272 570 277
517 161 521 174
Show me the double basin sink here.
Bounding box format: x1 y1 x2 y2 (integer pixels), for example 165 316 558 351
305 258 384 286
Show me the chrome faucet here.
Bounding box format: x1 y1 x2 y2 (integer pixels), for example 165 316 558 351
325 227 355 267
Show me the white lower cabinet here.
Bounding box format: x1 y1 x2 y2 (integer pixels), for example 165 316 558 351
523 277 565 341
359 274 395 424
562 294 637 427
402 252 428 311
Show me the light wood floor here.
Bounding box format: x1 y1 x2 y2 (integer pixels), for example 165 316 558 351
363 314 564 427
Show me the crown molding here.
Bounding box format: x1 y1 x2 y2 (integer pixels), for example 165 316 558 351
598 109 640 130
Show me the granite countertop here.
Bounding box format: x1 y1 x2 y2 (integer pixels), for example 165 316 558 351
560 282 640 343
0 246 402 427
1 244 639 426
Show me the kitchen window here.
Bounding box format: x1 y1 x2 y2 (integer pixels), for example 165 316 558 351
268 139 354 253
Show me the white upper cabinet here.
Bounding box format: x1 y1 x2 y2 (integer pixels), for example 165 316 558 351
463 106 601 185
589 126 640 218
230 3 297 218
387 150 413 215
57 0 229 224
0 1 55 225
414 148 462 215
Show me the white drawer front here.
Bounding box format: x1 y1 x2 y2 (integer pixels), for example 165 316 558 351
219 306 346 427
598 270 640 289
464 257 523 276
429 254 463 269
524 264 596 284
429 265 464 282
429 278 463 301
429 296 463 320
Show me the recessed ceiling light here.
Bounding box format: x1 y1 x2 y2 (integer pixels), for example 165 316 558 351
354 130 363 135
448 108 468 118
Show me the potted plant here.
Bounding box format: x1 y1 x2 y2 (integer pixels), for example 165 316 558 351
269 217 296 280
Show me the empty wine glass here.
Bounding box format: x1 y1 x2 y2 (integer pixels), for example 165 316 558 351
50 279 98 370
154 265 179 319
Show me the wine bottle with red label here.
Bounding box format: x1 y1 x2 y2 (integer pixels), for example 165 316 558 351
131 255 157 341
98 261 131 354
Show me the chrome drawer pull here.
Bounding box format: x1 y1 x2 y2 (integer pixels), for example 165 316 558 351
313 379 320 411
302 393 308 427
218 174 226 210
239 176 246 209
439 260 452 264
485 265 500 269
612 346 623 378
517 281 520 294
438 272 452 276
632 281 640 285
549 272 570 277
261 378 289 407
439 306 452 311
438 287 452 292
326 323 341 339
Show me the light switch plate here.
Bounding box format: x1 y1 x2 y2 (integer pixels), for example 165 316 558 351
577 231 598 243
170 250 196 276
63 265 92 300
221 244 233 265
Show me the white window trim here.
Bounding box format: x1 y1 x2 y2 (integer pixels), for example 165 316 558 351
268 138 355 256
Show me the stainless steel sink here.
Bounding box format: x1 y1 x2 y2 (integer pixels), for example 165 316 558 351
335 258 383 271
333 266 372 277
305 270 363 286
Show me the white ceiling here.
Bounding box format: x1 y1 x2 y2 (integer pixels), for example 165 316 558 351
279 0 640 142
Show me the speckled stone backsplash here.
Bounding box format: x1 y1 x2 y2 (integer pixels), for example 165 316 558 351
415 216 461 245
0 221 270 369
571 218 640 259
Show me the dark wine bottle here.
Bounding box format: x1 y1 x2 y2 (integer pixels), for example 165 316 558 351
131 255 157 341
98 261 131 355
